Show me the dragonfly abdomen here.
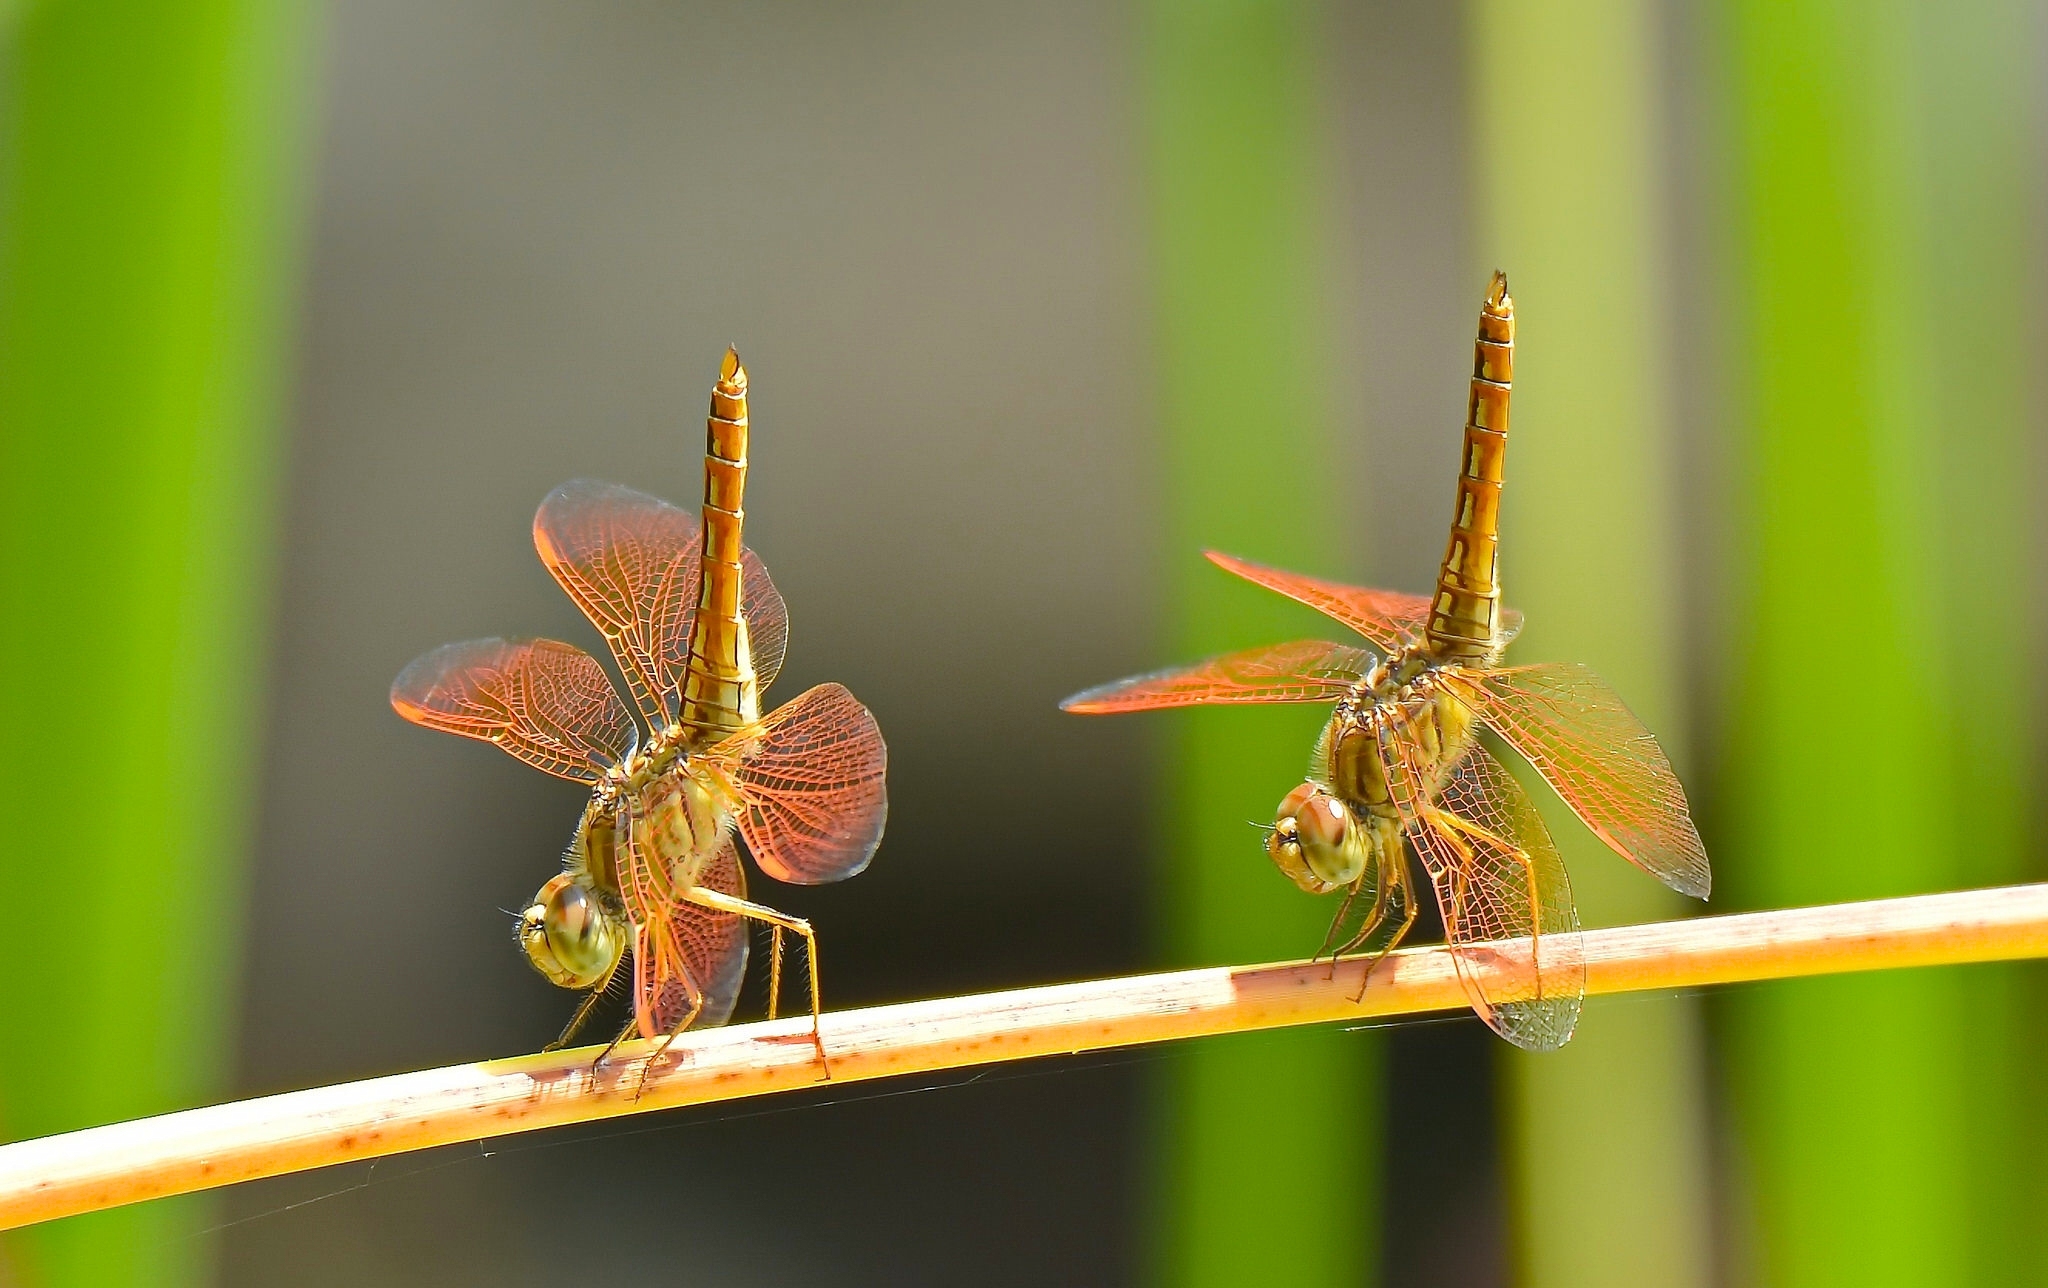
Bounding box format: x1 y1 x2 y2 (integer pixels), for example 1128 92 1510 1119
1426 272 1513 662
679 348 760 746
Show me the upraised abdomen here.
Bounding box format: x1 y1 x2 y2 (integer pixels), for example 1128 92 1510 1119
1425 273 1513 662
678 348 759 745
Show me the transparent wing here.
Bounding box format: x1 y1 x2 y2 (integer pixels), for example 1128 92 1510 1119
714 682 887 885
632 831 749 1038
1379 726 1583 1051
1438 663 1710 899
533 479 789 726
1059 640 1373 714
390 637 636 783
1207 550 1522 653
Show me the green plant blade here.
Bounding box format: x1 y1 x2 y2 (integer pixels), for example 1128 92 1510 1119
1718 2 2039 1284
1466 5 1714 1287
1142 2 1375 1284
0 0 316 1282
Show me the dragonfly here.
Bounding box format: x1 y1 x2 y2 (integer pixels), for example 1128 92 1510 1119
1062 273 1708 1050
391 348 887 1065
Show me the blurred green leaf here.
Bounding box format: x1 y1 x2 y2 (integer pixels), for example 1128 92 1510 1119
0 0 317 1282
1718 2 2040 1284
1467 4 1715 1287
1142 2 1376 1284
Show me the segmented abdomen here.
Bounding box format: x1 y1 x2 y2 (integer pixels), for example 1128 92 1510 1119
678 348 757 744
1425 272 1513 661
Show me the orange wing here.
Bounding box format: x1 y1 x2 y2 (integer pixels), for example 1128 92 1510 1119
533 479 789 727
390 638 636 783
1206 550 1523 654
713 682 887 885
1438 663 1710 899
632 832 749 1038
1059 641 1372 714
1380 727 1583 1051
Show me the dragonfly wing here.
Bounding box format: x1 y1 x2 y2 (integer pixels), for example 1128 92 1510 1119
390 637 636 783
1439 663 1710 899
741 558 789 696
1201 551 1432 653
1059 640 1372 714
534 479 697 726
533 480 790 726
632 831 750 1037
1378 726 1583 1050
716 682 887 885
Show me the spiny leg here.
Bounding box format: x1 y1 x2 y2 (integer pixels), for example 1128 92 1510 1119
636 979 708 1102
685 886 830 1074
766 924 785 1021
1349 859 1419 1003
547 950 624 1053
1353 866 1419 1002
593 1015 639 1072
1314 883 1364 977
1331 862 1398 961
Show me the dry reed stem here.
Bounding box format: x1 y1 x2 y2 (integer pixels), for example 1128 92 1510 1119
3 881 2045 1231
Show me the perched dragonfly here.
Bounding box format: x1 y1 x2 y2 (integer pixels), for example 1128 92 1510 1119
1062 273 1707 1050
392 349 886 1063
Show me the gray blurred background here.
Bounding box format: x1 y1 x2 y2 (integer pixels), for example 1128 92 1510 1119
227 1 1487 1282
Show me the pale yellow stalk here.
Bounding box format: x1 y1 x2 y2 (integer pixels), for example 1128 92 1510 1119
2 883 2044 1233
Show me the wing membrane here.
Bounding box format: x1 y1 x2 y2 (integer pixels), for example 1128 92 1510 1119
533 480 789 726
390 638 636 783
632 832 749 1037
1207 550 1522 653
1060 640 1372 714
1439 663 1710 899
717 683 887 885
1379 727 1583 1050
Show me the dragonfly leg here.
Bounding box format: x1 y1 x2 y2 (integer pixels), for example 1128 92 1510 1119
593 1016 640 1073
1313 884 1363 976
635 981 707 1102
1331 863 1398 962
547 952 626 1054
767 924 785 1022
1350 861 1419 1003
684 886 830 1076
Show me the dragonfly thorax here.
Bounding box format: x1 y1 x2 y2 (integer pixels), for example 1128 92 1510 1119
1268 661 1481 902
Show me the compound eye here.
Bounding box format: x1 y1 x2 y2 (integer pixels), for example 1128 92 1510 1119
1268 783 1337 894
521 874 622 989
1292 790 1364 887
1294 793 1348 855
1277 781 1318 820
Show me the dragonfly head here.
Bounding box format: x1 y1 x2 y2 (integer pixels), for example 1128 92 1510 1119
519 873 627 990
1269 781 1366 893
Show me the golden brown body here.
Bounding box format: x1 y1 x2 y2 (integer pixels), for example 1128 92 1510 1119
1427 274 1514 660
679 351 760 745
393 349 889 1064
1064 271 1710 1051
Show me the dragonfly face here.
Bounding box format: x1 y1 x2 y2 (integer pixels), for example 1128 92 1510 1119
1270 781 1366 893
521 872 627 990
